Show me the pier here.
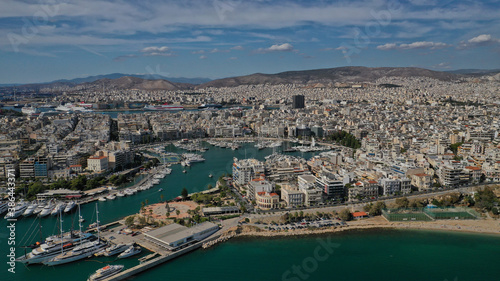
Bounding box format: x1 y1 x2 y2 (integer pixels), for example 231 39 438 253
100 229 222 281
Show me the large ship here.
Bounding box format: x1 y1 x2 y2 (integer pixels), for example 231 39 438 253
21 106 40 116
198 104 222 109
144 104 184 111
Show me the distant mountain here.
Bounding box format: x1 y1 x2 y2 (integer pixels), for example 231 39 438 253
50 73 211 85
82 76 191 91
196 66 464 88
446 69 500 75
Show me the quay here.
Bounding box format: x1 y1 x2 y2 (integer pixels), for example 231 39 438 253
99 223 222 281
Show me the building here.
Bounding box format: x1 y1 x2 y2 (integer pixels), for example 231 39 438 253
348 181 378 202
438 166 463 188
379 178 401 196
247 178 273 200
315 174 344 200
19 159 35 178
34 156 51 178
232 158 265 186
280 184 304 207
144 222 219 251
36 188 83 201
411 173 432 191
464 166 482 184
298 174 323 206
87 155 109 172
292 95 305 109
255 192 280 209
202 206 240 216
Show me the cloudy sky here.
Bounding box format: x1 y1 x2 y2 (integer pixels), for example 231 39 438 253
1 0 499 83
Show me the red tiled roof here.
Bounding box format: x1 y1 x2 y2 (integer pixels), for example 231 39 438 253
414 173 429 177
353 211 368 217
465 166 481 171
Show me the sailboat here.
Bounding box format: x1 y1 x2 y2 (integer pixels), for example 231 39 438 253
16 204 95 265
43 204 107 266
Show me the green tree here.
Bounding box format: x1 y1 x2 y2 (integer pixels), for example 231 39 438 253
369 201 386 216
395 197 409 209
176 210 180 216
181 187 189 200
339 208 353 221
125 215 135 227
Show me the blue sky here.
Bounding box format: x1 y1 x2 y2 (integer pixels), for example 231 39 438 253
1 0 499 84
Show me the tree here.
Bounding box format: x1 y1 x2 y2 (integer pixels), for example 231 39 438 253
395 197 409 209
369 201 386 216
125 215 135 227
181 187 188 200
176 210 180 216
339 208 353 221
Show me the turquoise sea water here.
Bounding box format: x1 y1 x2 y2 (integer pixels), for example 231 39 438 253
1 143 499 281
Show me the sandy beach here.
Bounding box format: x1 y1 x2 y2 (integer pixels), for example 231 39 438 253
230 216 500 238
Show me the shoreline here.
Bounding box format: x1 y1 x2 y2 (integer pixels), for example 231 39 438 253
228 217 500 239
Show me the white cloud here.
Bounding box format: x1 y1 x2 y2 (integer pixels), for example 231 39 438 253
231 45 244 50
255 43 295 54
377 41 450 50
458 34 500 49
199 55 207 59
468 34 495 44
141 46 170 53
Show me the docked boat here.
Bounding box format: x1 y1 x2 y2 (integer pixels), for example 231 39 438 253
102 243 131 256
38 203 54 217
105 194 116 200
116 191 125 197
51 203 66 216
144 104 184 111
33 203 46 215
64 201 76 213
44 204 107 266
98 197 107 202
117 245 141 258
88 264 124 281
22 202 38 217
5 202 28 219
21 106 40 116
0 202 8 214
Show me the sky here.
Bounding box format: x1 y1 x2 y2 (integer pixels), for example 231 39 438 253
0 0 499 84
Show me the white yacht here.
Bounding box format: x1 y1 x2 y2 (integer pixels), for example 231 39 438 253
0 202 8 214
33 203 46 215
98 197 107 202
22 202 38 217
116 191 125 197
102 243 131 256
105 194 116 200
64 201 76 213
5 202 28 219
39 203 54 217
51 203 66 216
117 245 141 258
88 265 124 281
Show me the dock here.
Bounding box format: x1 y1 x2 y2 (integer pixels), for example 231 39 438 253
101 229 222 281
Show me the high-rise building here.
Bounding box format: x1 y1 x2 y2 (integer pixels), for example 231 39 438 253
292 95 305 109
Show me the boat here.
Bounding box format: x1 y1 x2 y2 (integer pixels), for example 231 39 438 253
38 203 54 217
51 203 66 216
5 202 28 219
124 189 134 196
208 174 213 178
144 104 184 111
88 265 124 281
117 245 141 258
198 104 222 109
158 188 163 192
116 191 125 197
17 205 95 265
102 243 131 256
21 106 40 116
33 203 46 215
183 170 187 173
105 194 116 200
98 197 107 202
44 204 107 266
64 201 76 213
0 202 8 214
22 202 38 216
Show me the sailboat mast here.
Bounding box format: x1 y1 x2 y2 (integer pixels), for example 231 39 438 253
95 203 100 240
78 203 82 234
59 209 63 254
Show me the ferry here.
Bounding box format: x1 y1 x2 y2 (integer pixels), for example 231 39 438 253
21 106 40 116
144 104 184 111
198 104 222 109
88 265 124 281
